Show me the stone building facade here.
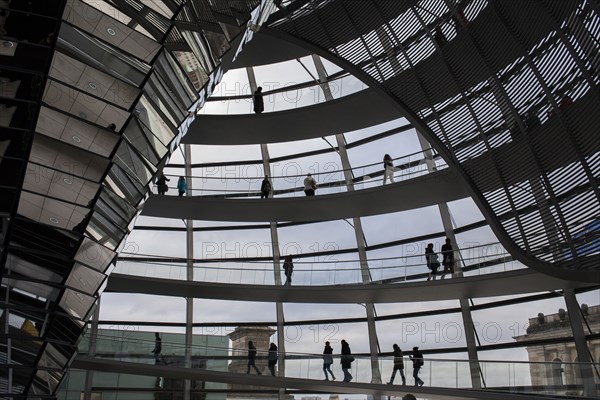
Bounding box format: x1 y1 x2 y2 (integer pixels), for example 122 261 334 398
227 326 277 399
514 304 600 395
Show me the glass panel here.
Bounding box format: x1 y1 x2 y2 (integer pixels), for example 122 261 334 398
17 191 89 230
36 107 120 158
59 288 95 320
23 163 99 206
157 52 196 107
105 164 144 205
145 73 185 126
62 0 161 63
95 194 129 231
74 237 116 273
57 24 149 86
175 50 209 91
42 80 129 131
114 140 157 187
65 263 105 296
99 187 138 226
87 210 124 250
136 95 177 146
123 121 160 166
48 51 139 109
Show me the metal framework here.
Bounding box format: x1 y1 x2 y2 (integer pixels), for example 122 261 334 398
268 0 600 282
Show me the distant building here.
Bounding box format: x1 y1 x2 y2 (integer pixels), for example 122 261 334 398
227 326 278 400
514 304 600 396
175 51 208 90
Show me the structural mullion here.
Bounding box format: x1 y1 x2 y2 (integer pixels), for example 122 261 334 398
312 54 382 384
246 67 287 398
184 144 194 400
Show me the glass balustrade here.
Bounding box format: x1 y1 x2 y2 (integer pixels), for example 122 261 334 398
153 149 447 197
115 242 522 285
74 334 598 398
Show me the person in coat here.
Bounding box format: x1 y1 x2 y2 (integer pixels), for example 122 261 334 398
425 243 439 281
152 332 162 364
177 176 187 196
267 342 278 376
303 173 317 196
387 344 405 385
340 339 354 382
253 86 264 114
156 174 169 195
441 237 455 279
409 346 424 387
383 154 395 184
283 255 294 286
247 340 261 374
261 175 272 199
322 341 336 381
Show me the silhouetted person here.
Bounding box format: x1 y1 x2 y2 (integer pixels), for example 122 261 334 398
247 340 261 374
157 174 169 195
433 26 447 48
409 346 424 387
177 176 187 196
441 238 455 279
152 332 162 364
283 255 294 286
340 339 354 382
323 341 336 381
267 342 278 376
261 175 272 199
253 86 264 114
403 395 417 400
383 154 395 184
387 344 405 385
303 173 317 196
425 243 439 281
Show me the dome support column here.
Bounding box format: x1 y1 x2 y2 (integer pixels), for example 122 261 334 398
563 289 596 397
312 55 382 385
184 143 194 400
372 9 485 388
246 67 287 399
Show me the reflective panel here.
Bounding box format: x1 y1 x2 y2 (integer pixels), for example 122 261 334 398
36 107 120 158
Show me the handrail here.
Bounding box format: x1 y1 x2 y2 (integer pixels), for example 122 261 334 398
155 154 447 198
161 148 441 180
113 242 518 286
81 333 600 368
119 241 506 264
